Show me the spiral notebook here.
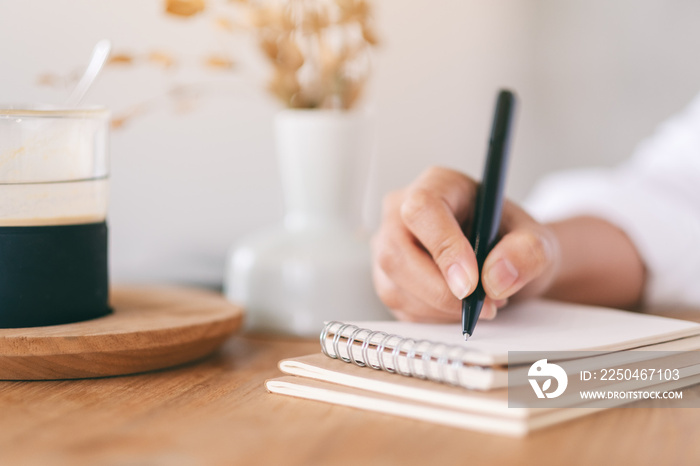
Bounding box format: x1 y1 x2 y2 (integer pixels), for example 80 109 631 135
315 300 700 389
266 299 700 435
266 357 700 436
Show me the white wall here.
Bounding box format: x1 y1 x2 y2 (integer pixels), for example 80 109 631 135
2 1 699 287
528 0 700 175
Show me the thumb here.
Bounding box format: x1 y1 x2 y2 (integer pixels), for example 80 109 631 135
480 227 559 300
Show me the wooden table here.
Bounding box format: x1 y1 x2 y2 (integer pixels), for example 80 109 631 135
2 322 700 465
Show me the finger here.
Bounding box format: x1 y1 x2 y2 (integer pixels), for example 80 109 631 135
372 263 460 323
493 298 509 309
481 227 558 300
372 192 464 315
391 309 461 323
372 227 463 315
399 168 479 300
408 167 478 224
478 298 508 321
479 298 498 320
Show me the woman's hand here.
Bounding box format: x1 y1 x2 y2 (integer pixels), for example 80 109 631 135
371 167 561 322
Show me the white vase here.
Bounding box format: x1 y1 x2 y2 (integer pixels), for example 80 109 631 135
224 109 390 337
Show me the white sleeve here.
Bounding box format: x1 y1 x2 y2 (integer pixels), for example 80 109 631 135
524 92 700 308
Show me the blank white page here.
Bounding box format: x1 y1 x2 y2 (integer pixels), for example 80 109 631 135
348 300 700 365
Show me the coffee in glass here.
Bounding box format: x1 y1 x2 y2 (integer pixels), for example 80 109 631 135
0 106 110 327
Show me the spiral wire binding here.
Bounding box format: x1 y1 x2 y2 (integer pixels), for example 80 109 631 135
393 337 416 377
376 333 396 373
320 321 479 386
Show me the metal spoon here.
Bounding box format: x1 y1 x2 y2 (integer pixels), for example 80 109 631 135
65 39 112 107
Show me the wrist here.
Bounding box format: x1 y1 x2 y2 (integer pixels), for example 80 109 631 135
541 216 646 309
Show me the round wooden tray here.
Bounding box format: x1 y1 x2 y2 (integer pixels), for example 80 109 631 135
0 285 244 380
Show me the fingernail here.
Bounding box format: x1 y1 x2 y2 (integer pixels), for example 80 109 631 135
481 301 498 320
446 263 471 299
486 259 519 297
493 298 509 309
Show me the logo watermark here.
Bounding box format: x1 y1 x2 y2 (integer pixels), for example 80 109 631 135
508 351 700 409
527 359 568 398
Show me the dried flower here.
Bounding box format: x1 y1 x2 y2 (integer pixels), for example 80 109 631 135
148 51 177 69
259 36 279 61
300 9 330 33
251 0 379 109
37 73 60 87
108 53 135 65
38 0 379 129
268 68 302 107
361 24 379 46
214 16 237 32
276 36 305 71
251 5 294 31
161 0 378 109
336 0 370 24
204 55 236 70
165 0 206 17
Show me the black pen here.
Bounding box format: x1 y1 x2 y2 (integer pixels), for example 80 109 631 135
462 89 517 340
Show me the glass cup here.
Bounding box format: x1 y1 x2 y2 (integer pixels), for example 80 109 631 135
0 106 110 327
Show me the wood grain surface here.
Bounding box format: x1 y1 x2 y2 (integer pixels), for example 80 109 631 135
1 328 699 465
0 286 243 380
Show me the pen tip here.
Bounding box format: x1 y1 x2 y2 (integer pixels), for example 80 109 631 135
463 333 470 342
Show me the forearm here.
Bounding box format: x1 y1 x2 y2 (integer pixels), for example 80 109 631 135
543 216 647 310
